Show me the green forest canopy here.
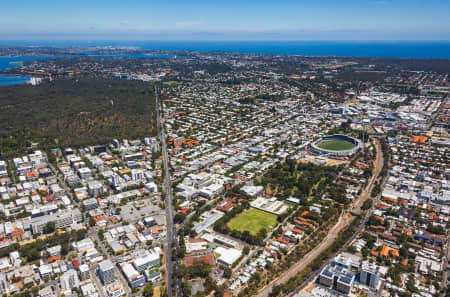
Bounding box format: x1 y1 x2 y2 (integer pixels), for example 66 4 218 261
0 78 157 157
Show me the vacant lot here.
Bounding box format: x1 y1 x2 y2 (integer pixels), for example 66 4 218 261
318 140 354 151
227 208 277 236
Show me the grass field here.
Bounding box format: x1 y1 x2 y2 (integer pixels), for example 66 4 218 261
318 140 355 151
227 208 278 236
163 81 178 86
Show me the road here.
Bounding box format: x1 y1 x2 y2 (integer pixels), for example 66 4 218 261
349 138 383 214
441 232 450 297
255 138 384 297
156 86 180 297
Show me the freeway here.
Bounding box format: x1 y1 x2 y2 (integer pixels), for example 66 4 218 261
156 86 181 297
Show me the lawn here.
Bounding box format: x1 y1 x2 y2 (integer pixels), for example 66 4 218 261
227 208 278 236
318 140 355 151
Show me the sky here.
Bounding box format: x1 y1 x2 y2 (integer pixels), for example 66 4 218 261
0 0 449 40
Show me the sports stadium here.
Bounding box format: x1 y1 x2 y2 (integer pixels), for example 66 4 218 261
310 134 362 157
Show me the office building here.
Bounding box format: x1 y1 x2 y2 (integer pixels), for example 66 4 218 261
98 260 115 284
112 174 123 190
319 264 355 295
60 269 80 290
78 167 92 180
120 263 146 288
131 169 144 181
79 264 90 281
31 209 82 234
88 181 104 197
83 198 99 210
132 250 160 272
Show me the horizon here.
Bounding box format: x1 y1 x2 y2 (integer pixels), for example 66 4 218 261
1 39 450 59
1 40 450 42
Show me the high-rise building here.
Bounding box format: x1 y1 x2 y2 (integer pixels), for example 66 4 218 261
88 180 104 196
131 169 144 181
0 161 7 177
319 264 355 295
60 269 80 290
112 174 123 190
112 139 120 149
98 260 115 284
360 261 381 289
79 264 90 281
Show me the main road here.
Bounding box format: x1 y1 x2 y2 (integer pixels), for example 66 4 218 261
156 86 181 297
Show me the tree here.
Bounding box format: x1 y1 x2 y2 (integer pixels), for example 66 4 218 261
223 266 232 278
243 246 250 255
362 199 372 210
406 274 419 294
185 259 212 278
143 282 153 297
43 222 56 234
98 229 105 241
182 282 192 296
174 212 186 224
31 286 39 297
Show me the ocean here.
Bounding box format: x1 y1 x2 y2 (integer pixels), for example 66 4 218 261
0 40 449 59
1 40 449 86
0 75 32 86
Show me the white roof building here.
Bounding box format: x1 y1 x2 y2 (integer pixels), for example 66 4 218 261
214 247 242 267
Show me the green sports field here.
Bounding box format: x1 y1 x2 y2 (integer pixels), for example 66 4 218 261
317 140 355 151
227 208 278 236
163 81 178 86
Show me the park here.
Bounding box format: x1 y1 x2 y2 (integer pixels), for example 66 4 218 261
227 208 278 236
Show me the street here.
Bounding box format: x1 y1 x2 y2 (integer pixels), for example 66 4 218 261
156 86 181 297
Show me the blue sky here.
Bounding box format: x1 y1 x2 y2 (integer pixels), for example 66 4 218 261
0 0 449 40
